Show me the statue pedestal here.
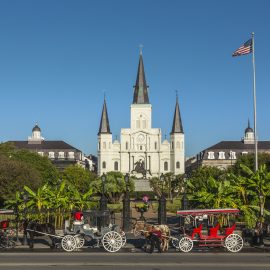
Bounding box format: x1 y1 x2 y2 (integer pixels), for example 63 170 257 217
134 178 151 191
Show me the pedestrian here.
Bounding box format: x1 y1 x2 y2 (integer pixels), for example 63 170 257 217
148 226 162 253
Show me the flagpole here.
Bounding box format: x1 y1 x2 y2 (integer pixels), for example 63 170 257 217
252 32 258 171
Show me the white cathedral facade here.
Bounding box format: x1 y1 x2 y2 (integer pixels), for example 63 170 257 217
97 53 185 178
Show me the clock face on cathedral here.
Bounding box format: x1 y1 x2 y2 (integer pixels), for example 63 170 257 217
137 134 145 143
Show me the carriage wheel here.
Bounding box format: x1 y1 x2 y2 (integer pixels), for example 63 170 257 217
102 231 123 253
225 233 243 253
61 235 76 252
178 236 193 253
171 236 180 249
75 235 85 249
120 231 127 246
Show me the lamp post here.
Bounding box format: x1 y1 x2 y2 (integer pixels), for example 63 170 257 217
122 173 131 232
22 192 28 246
158 173 167 224
100 173 108 211
180 175 189 227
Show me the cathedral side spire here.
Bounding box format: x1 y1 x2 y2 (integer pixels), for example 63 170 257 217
171 96 184 134
133 53 149 104
98 98 111 135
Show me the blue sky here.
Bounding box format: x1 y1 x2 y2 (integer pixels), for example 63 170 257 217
1 0 270 157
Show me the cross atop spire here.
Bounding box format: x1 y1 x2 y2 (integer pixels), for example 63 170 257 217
139 44 143 55
133 53 149 104
171 95 184 134
98 98 111 135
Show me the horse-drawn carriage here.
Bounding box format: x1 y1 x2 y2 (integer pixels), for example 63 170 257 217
27 209 126 253
176 208 244 253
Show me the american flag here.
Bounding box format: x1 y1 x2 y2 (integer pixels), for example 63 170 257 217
232 39 252 57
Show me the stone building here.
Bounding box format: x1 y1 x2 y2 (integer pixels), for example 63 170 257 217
185 121 270 173
9 124 83 170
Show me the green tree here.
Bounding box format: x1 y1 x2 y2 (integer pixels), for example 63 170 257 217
0 155 42 205
61 165 96 192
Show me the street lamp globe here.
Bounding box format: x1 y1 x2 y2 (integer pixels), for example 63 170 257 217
101 173 106 183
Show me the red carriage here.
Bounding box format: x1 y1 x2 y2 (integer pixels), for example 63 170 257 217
176 208 243 253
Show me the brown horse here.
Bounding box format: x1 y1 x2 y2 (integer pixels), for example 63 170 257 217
133 221 170 251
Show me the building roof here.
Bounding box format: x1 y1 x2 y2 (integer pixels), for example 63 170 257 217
171 97 184 134
133 53 149 104
205 141 270 151
9 140 81 151
32 124 41 132
98 99 111 135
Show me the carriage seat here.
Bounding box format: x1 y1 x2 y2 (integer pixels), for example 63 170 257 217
209 223 220 237
225 223 236 236
191 223 203 239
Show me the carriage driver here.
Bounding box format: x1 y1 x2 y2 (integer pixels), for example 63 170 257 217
148 226 162 253
73 210 84 225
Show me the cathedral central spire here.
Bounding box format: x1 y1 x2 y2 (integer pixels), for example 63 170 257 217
133 53 149 104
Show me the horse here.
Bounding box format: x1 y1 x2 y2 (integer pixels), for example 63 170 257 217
26 220 57 249
133 221 170 252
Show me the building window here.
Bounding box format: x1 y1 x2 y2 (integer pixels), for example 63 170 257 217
102 161 106 169
48 152 55 159
218 151 225 159
155 142 157 150
103 142 106 149
229 151 236 160
176 141 180 149
242 151 248 155
114 161 118 171
126 142 128 150
143 120 146 129
136 120 140 129
164 161 168 171
176 161 180 169
58 151 65 159
38 152 44 157
68 152 75 159
208 151 215 159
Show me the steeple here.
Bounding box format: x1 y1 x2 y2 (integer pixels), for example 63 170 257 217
133 53 149 104
171 96 184 134
98 98 111 135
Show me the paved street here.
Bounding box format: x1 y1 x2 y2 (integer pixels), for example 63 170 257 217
0 252 270 270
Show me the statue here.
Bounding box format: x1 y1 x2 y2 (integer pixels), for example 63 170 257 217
132 159 151 179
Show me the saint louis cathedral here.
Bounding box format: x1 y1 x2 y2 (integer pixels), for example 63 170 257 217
97 53 185 178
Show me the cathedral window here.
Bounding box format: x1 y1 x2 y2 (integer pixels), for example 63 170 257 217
155 142 157 150
98 142 100 150
114 161 118 171
140 146 142 150
176 161 180 169
126 142 128 150
172 142 174 150
102 161 106 169
164 161 168 171
208 152 215 159
218 151 225 159
103 142 106 149
143 120 146 129
176 141 180 149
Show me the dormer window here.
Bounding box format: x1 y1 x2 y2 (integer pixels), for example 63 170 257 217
218 151 225 159
58 152 65 159
68 152 75 159
229 151 236 160
208 151 215 159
